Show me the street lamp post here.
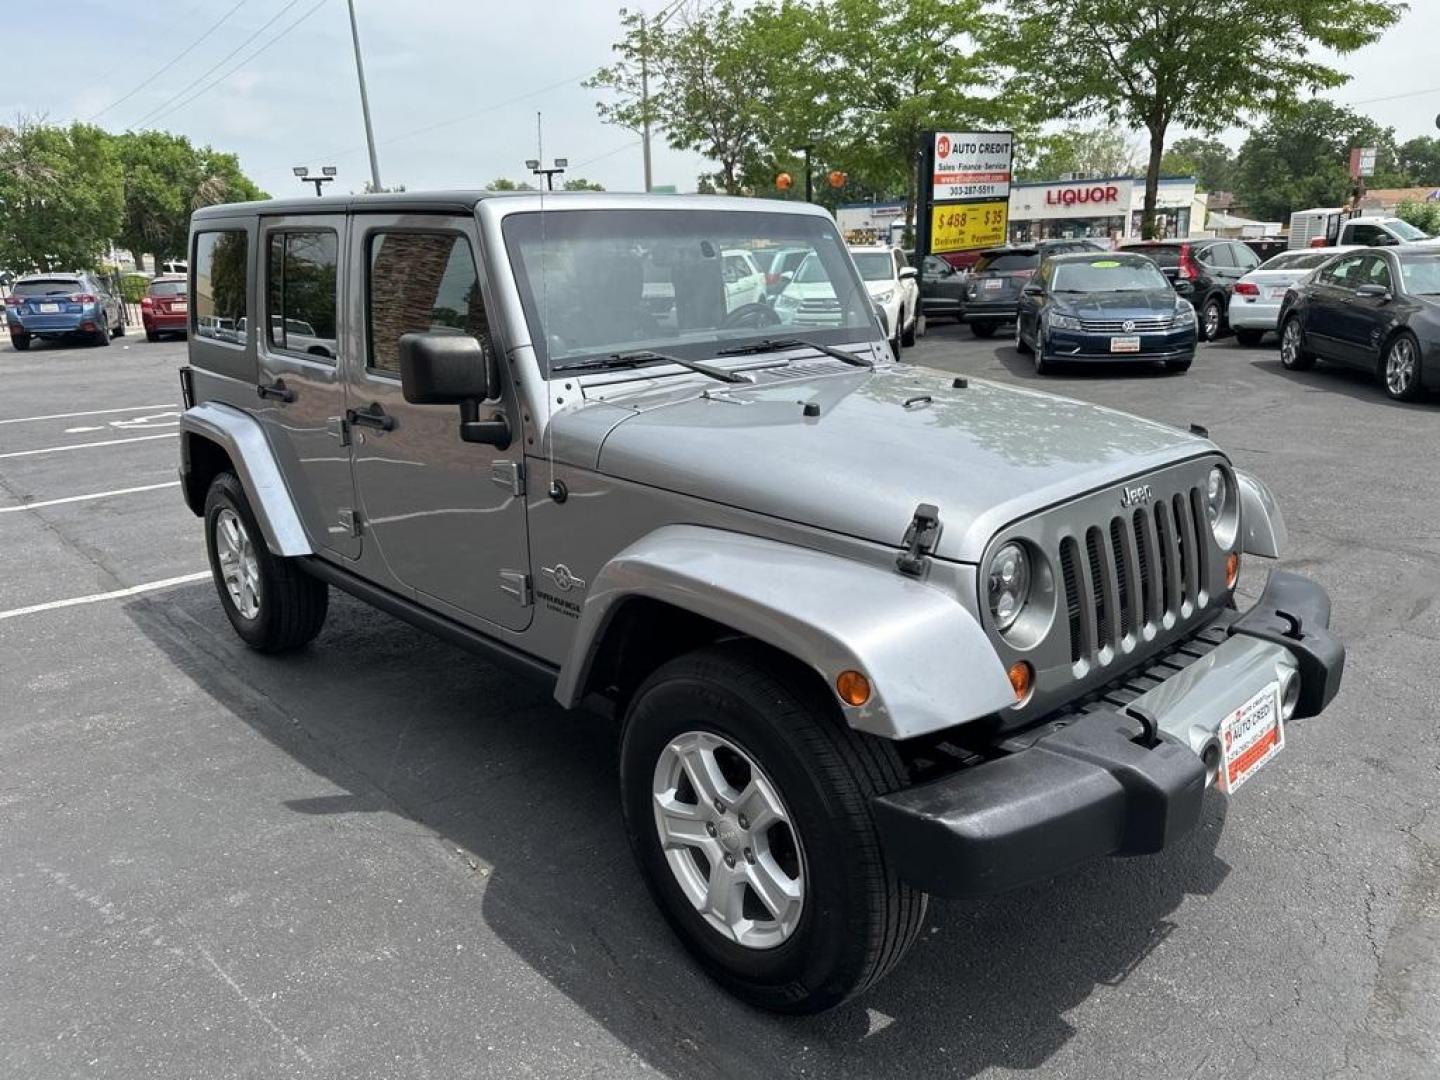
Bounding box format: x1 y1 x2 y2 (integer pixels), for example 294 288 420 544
345 0 383 193
526 158 568 191
293 166 337 197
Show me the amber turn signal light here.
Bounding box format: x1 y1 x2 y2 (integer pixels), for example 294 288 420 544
836 670 871 707
1226 552 1240 588
1007 661 1033 702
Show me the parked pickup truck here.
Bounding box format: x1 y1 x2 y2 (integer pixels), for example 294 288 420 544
177 192 1344 1014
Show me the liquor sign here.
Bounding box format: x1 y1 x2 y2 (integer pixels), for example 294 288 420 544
917 130 1015 257
1349 146 1377 179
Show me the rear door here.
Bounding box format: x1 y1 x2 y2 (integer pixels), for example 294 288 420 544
344 213 531 632
254 213 359 559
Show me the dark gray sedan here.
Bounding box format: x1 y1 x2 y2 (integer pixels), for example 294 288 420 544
1277 247 1440 402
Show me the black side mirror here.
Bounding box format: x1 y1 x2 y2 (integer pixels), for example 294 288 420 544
1173 279 1195 297
399 331 510 447
1355 283 1390 299
1021 283 1043 296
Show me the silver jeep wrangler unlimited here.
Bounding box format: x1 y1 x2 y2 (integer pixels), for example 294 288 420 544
178 192 1343 1013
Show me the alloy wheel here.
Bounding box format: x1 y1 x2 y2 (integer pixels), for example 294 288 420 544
651 730 805 950
1386 337 1417 397
1281 320 1301 366
215 508 261 619
1203 301 1222 341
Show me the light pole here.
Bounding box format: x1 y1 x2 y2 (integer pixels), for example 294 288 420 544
639 0 687 192
526 158 568 191
293 166 337 196
346 0 383 193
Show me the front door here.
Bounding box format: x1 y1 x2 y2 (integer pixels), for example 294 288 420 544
344 214 531 633
1332 254 1396 367
255 214 360 559
1305 253 1368 359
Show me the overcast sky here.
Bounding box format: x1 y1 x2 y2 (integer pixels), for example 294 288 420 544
5 0 1439 199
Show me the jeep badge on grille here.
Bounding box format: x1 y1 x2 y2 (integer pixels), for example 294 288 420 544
1120 483 1153 507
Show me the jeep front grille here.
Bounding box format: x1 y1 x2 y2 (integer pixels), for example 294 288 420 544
1059 488 1209 666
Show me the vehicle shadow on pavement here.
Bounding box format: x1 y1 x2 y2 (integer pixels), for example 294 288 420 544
1245 353 1439 409
126 585 1233 1080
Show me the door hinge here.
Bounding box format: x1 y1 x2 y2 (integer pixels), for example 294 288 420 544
896 502 941 578
327 415 351 446
499 570 532 606
338 508 361 537
491 460 525 497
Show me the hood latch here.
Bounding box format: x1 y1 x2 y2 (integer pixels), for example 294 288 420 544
896 503 941 578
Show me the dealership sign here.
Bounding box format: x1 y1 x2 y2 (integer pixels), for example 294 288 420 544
918 129 1016 257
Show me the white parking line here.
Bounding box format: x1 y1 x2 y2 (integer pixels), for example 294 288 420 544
0 481 181 514
0 571 210 621
0 432 179 460
0 404 177 426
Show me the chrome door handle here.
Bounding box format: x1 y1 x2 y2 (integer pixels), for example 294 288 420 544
346 404 395 431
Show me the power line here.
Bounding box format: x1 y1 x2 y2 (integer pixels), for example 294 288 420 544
143 0 332 127
128 0 317 129
571 140 644 170
87 0 250 122
1342 84 1440 107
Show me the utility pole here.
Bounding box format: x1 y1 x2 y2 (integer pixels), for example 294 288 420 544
639 0 686 193
346 0 383 193
799 145 814 203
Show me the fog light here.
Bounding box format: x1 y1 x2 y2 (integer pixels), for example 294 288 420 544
836 669 871 707
1226 552 1240 588
1007 661 1033 703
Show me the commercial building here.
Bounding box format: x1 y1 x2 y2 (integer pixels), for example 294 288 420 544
836 175 1209 250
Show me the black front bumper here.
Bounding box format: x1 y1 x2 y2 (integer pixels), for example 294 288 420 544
873 571 1344 897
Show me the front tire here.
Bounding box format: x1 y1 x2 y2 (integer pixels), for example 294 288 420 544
203 473 328 653
1382 332 1423 402
970 320 997 339
901 307 918 347
1014 318 1032 355
620 643 927 1014
1279 316 1315 371
1200 297 1223 342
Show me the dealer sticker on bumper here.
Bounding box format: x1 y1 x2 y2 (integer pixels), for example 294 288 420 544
1219 681 1284 793
1110 336 1141 353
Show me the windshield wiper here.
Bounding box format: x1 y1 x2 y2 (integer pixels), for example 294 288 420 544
713 336 873 368
552 348 748 384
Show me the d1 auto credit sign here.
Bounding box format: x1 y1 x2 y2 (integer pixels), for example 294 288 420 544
932 132 1014 201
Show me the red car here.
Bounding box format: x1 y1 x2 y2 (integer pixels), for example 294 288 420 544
141 276 189 341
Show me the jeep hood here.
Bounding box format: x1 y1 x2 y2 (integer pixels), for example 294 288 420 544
573 365 1216 563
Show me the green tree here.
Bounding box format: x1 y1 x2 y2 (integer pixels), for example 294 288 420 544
1397 136 1440 187
0 120 123 272
1017 127 1138 181
998 0 1404 237
1233 100 1407 222
1159 136 1236 192
484 177 536 191
561 177 606 191
111 131 265 268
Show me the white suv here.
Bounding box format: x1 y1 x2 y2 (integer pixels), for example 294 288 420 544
848 245 922 354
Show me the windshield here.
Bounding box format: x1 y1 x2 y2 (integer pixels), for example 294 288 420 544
503 209 873 372
1052 258 1169 292
1399 254 1440 294
1389 218 1430 241
148 280 187 297
850 252 894 281
973 251 1039 273
14 279 83 296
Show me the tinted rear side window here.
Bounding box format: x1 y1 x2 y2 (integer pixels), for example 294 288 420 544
367 232 487 375
973 252 1039 273
266 230 338 359
193 230 249 342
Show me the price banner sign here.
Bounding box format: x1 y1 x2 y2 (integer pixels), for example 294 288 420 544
930 200 1009 254
917 129 1015 258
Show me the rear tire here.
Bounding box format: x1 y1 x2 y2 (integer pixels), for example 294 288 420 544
1279 316 1315 371
113 314 125 337
92 324 111 346
10 334 30 351
1199 297 1224 342
1234 328 1263 347
970 321 997 339
145 329 159 343
620 642 927 1014
203 473 328 653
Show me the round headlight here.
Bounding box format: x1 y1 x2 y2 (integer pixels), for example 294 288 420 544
1206 466 1228 533
987 542 1031 632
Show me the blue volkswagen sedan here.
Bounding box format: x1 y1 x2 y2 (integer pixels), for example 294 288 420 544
1014 252 1197 375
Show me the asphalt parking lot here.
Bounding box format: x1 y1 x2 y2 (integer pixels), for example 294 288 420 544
2 325 1437 1080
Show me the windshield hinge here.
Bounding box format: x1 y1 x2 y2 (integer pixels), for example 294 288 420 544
896 503 942 578
491 460 525 497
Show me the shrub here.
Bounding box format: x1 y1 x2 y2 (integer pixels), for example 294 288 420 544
120 273 150 303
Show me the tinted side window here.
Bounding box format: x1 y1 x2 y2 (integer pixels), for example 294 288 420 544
1363 255 1393 290
1319 254 1366 286
1232 243 1261 270
267 230 338 360
1200 243 1232 268
367 232 486 375
193 230 248 343
1347 224 1386 246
